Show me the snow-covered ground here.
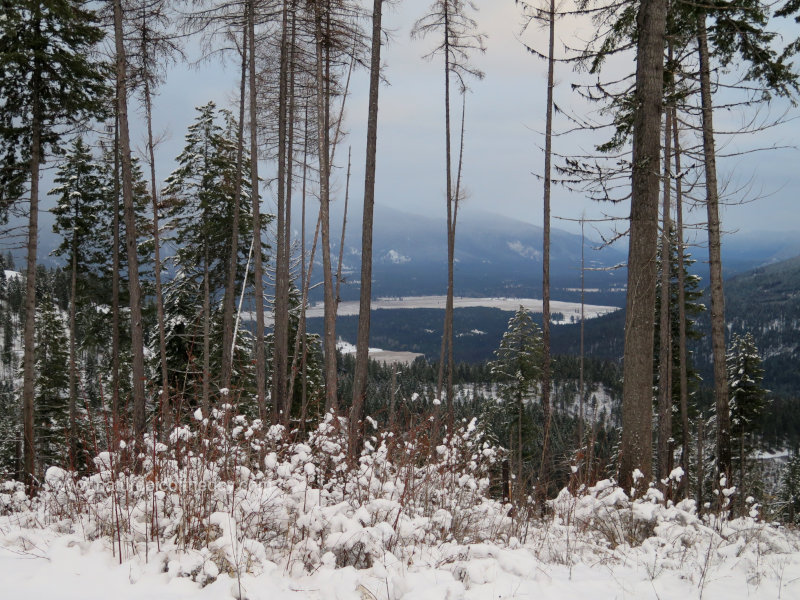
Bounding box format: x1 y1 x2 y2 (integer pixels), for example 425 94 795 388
309 296 619 322
336 340 423 365
3 486 799 600
2 410 799 600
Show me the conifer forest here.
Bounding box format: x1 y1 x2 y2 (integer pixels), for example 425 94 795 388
3 2 800 598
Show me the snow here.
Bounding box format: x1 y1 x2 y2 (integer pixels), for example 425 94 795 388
308 296 619 320
383 250 411 264
3 270 21 281
3 413 800 599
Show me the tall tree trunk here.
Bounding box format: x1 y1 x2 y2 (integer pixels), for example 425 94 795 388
438 2 455 431
314 2 337 413
69 205 78 467
579 216 585 463
248 0 267 421
281 3 298 422
221 18 248 392
657 107 673 486
351 0 384 449
273 0 290 422
202 248 210 414
142 61 169 439
619 0 666 492
335 148 351 309
539 0 556 497
22 90 41 489
113 0 147 444
672 108 690 498
697 15 730 482
112 114 121 442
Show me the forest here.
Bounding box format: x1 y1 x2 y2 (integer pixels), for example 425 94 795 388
2 2 800 594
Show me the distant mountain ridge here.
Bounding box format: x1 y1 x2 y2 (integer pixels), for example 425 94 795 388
311 205 629 306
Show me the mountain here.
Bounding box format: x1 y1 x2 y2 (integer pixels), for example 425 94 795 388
311 205 629 306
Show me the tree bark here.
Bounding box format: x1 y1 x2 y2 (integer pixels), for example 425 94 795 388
273 0 290 422
314 1 337 413
672 108 690 499
619 0 666 492
248 0 267 422
69 202 78 467
142 52 170 439
351 0 384 454
697 14 731 482
113 0 147 444
22 89 41 489
657 107 673 485
221 17 249 392
539 0 556 497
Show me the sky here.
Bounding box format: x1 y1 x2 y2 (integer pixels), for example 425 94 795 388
10 0 796 264
145 1 800 247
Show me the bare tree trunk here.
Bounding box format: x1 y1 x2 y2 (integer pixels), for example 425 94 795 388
335 148 351 309
697 15 730 482
619 0 666 492
22 91 41 489
273 0 290 423
657 107 673 485
287 105 310 422
114 0 147 444
539 0 556 497
579 217 585 463
69 207 78 467
248 0 267 422
314 2 337 413
697 416 705 514
351 0 384 451
221 18 248 392
202 249 210 415
440 2 455 431
672 108 690 498
112 115 121 442
142 63 169 439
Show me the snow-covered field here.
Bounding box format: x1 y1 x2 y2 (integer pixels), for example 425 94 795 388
2 410 799 600
336 340 423 365
307 296 620 321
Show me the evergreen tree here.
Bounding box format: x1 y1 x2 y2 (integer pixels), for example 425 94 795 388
727 331 768 509
50 136 104 462
489 307 543 503
654 228 706 467
34 294 70 473
0 0 108 485
162 102 255 409
781 454 800 524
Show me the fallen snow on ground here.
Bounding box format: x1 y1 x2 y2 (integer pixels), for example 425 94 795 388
3 411 799 600
3 512 799 600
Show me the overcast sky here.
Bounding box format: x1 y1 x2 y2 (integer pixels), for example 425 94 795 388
144 1 800 245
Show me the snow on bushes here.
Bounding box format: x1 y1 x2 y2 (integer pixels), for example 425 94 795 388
2 406 800 599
